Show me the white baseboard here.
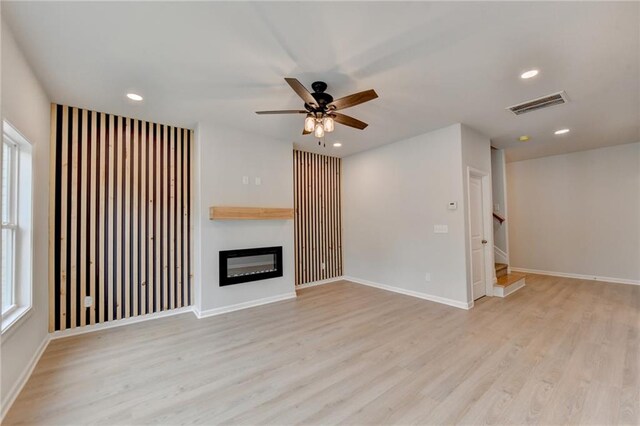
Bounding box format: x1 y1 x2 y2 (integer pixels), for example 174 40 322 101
493 278 526 298
510 267 640 286
343 276 473 310
194 292 297 319
295 276 344 289
50 306 196 340
1 334 50 421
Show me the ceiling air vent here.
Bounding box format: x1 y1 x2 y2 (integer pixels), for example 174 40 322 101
507 91 569 115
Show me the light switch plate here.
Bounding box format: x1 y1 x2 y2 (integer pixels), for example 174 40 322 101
434 224 449 234
242 176 249 185
84 296 93 307
255 177 262 185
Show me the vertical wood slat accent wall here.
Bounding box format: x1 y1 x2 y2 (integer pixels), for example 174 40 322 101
49 104 193 331
293 150 342 285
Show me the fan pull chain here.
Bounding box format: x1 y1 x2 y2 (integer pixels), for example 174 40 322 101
318 132 325 148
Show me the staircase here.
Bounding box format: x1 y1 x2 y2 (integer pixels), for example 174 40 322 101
493 263 525 297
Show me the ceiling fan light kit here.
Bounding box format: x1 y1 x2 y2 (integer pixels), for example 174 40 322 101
256 78 379 140
323 116 334 132
304 115 316 132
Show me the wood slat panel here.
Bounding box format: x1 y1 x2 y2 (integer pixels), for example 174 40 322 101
184 130 192 305
79 109 88 327
155 124 162 313
149 123 157 313
132 119 139 317
176 129 183 308
140 121 147 316
98 112 107 324
89 110 98 325
116 115 124 320
293 150 342 285
70 107 79 328
169 127 175 310
48 104 57 332
108 113 116 323
162 125 169 311
49 104 193 331
293 151 299 283
124 117 131 319
59 105 69 330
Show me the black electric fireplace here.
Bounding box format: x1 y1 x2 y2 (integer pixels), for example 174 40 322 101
219 246 283 286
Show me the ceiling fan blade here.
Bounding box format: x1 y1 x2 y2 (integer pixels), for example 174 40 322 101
255 110 307 115
327 89 378 110
332 113 368 130
284 78 319 108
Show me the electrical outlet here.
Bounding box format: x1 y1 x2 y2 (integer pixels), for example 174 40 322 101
321 262 326 270
425 273 431 282
84 296 93 307
255 177 262 185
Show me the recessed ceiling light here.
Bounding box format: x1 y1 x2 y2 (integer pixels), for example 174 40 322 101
520 69 539 79
554 128 570 135
126 93 143 101
333 142 342 147
519 135 530 142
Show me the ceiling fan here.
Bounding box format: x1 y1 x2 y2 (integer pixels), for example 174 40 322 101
256 78 378 138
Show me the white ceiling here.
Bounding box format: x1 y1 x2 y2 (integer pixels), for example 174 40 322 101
3 1 638 161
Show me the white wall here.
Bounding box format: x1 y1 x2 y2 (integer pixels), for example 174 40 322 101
491 149 508 255
0 20 51 414
343 124 471 305
194 123 295 312
507 142 640 283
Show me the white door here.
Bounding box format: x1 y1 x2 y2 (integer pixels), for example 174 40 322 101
470 175 487 299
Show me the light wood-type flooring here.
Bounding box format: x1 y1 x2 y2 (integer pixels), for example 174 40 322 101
5 274 640 425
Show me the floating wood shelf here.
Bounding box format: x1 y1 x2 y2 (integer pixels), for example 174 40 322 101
209 206 294 220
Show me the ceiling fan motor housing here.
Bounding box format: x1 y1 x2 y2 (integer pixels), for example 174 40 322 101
308 81 333 110
311 81 328 93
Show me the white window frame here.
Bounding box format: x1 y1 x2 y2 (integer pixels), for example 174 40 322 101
2 139 19 317
1 120 34 336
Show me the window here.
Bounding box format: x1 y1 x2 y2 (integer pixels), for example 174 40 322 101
1 121 33 333
2 140 17 315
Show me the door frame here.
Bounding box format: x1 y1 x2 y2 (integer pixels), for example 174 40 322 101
466 166 494 300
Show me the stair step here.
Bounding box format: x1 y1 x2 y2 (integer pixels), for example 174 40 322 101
494 272 526 298
496 272 526 287
495 263 508 271
495 263 508 278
